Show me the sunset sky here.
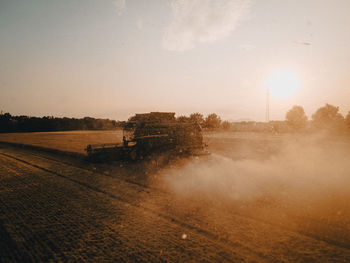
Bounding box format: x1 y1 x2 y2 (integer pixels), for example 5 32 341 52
1 0 350 121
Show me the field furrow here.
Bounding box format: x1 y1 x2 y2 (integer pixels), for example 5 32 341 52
1 144 350 262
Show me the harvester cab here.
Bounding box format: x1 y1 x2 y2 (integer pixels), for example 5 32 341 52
85 112 208 162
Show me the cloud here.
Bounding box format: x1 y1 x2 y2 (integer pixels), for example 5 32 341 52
136 18 144 31
163 0 253 51
113 0 126 16
239 43 256 51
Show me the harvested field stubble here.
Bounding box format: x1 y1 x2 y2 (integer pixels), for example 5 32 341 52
0 130 123 154
0 131 350 261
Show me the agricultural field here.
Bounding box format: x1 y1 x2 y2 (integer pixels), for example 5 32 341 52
0 130 124 154
1 131 350 262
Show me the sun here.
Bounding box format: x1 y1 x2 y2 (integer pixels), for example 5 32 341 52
267 69 301 99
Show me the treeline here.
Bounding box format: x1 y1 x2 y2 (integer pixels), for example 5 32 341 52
178 104 350 134
285 103 350 134
2 103 349 134
228 103 350 134
176 113 230 130
0 113 123 133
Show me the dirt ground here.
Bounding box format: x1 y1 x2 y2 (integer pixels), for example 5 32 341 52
0 131 350 262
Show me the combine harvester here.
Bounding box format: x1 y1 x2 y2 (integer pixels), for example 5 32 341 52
85 112 208 162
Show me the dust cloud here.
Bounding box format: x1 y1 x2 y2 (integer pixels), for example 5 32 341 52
161 134 350 208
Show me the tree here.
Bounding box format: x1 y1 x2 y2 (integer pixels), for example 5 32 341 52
221 120 230 130
312 103 344 131
345 111 350 132
285 105 307 130
189 113 204 126
0 112 13 132
204 113 221 129
177 115 190 123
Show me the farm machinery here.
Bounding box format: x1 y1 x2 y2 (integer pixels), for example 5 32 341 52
85 112 208 162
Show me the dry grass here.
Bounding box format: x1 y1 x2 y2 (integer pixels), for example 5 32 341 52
0 130 123 153
1 130 350 261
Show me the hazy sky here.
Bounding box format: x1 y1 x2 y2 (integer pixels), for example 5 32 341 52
1 0 350 121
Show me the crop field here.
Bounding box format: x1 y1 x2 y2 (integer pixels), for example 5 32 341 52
0 130 124 154
1 131 350 262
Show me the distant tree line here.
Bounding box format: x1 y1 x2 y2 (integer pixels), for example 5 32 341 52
180 104 350 134
0 113 123 133
2 104 349 134
176 113 227 130
285 103 350 134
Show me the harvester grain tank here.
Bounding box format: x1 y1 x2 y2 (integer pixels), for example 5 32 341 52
85 112 208 161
